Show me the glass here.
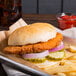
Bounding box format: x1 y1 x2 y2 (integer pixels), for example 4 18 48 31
0 0 22 27
57 13 76 30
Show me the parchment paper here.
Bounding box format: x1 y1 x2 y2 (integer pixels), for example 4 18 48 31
0 18 49 76
0 19 76 76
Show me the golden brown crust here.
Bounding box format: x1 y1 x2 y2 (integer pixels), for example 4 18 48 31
3 33 63 54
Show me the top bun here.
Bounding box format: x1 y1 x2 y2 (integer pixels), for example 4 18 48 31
8 23 57 45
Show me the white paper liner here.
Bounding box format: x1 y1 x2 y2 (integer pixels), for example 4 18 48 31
0 18 28 76
2 64 30 76
0 18 76 76
56 27 76 46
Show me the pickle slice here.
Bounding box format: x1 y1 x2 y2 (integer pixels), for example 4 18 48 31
46 50 65 60
24 58 46 63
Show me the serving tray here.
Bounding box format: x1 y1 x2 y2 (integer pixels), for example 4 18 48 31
0 52 50 76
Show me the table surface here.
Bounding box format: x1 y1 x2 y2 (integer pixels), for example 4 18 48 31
22 14 58 28
0 14 58 30
0 14 58 76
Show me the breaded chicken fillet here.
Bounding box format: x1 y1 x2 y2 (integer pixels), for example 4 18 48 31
4 33 63 54
3 23 64 63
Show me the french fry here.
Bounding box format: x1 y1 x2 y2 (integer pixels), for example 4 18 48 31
67 45 76 53
54 72 66 76
67 55 76 60
65 71 76 76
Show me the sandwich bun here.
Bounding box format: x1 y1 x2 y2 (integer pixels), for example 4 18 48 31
8 23 57 45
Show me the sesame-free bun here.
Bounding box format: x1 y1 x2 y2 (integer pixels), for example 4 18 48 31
8 23 57 45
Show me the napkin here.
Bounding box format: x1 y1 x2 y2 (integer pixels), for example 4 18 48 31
1 19 76 76
2 64 30 76
1 18 31 76
56 27 76 46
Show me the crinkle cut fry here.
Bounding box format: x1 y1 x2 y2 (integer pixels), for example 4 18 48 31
3 33 63 54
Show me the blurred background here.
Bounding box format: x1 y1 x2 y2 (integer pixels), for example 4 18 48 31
0 0 76 76
22 0 76 14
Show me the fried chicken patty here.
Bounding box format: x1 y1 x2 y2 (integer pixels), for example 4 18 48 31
3 33 63 54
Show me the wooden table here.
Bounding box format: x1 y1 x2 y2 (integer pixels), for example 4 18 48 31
22 14 59 28
0 14 58 76
0 14 58 30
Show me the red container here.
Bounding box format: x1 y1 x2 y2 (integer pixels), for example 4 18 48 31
57 13 76 30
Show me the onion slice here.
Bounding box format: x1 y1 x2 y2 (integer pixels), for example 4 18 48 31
22 50 49 59
49 42 64 52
